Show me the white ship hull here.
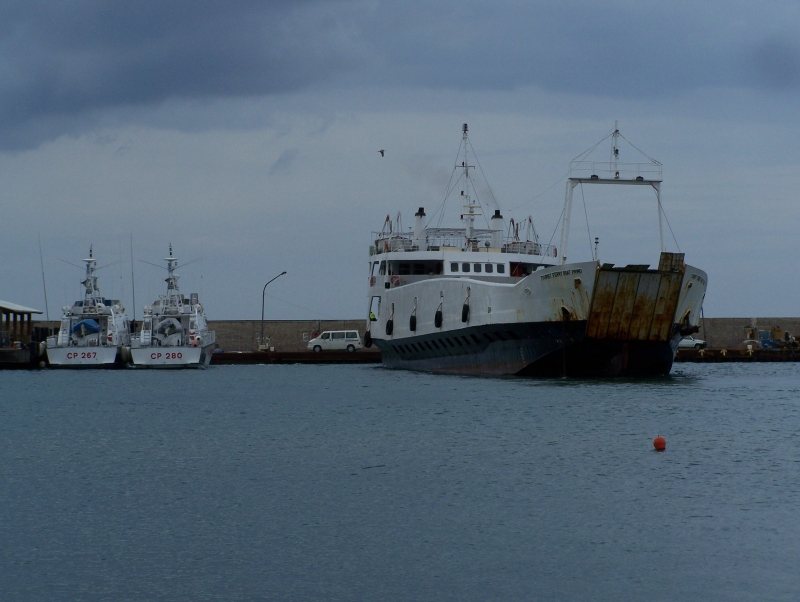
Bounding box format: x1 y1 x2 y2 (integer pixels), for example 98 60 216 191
370 258 708 376
47 346 122 367
130 344 213 368
365 123 708 377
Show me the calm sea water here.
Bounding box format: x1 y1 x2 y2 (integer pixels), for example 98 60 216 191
2 363 800 601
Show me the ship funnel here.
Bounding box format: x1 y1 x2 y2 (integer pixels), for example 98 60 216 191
490 209 504 248
414 207 426 245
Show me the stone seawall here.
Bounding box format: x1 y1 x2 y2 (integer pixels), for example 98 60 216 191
209 319 372 352
698 317 800 350
31 317 800 352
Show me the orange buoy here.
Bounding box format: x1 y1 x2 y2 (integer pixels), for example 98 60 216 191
653 435 666 451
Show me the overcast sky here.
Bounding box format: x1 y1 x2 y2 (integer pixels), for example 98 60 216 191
2 1 800 321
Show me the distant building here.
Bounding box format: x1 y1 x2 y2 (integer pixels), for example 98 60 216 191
0 300 43 347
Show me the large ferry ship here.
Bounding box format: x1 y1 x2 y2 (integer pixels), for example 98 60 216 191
364 124 707 376
46 246 131 367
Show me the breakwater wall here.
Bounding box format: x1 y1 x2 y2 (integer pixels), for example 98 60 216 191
698 317 800 350
30 317 800 352
209 319 374 352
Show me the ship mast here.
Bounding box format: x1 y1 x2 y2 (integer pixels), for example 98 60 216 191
559 123 664 265
81 245 100 305
460 123 480 251
164 243 181 307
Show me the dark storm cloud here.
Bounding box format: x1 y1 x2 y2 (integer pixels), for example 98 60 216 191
0 1 796 150
0 0 370 148
362 2 746 96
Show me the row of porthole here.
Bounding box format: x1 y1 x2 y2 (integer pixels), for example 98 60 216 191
385 302 470 336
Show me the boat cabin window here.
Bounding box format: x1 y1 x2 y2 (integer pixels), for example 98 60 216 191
450 263 459 272
379 261 386 275
485 264 493 273
462 263 471 273
371 262 379 277
510 262 536 277
497 264 505 274
393 261 443 276
473 263 482 273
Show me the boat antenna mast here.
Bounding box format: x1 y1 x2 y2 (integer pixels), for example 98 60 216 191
81 245 100 305
460 123 480 251
164 243 181 307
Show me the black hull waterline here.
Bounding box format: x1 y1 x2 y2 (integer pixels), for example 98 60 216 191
373 320 679 377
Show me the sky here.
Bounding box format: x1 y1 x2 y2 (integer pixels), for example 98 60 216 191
2 0 800 320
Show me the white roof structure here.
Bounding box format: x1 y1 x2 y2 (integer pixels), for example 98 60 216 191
0 300 44 314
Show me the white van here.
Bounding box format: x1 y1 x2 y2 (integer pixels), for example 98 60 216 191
307 330 362 352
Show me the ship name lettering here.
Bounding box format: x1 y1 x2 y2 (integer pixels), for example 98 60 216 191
540 268 582 281
690 273 706 286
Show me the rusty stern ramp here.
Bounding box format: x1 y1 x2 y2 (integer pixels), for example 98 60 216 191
520 252 708 377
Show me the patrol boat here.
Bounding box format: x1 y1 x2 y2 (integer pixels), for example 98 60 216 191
364 123 707 376
46 246 131 367
130 245 216 368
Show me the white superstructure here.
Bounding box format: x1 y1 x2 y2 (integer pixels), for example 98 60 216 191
46 246 131 367
130 245 216 368
365 124 707 376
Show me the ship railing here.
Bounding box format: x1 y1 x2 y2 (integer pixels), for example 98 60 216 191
372 231 556 256
569 160 662 181
372 235 415 254
502 241 556 257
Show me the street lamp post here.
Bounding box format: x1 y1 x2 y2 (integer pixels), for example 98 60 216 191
260 271 287 350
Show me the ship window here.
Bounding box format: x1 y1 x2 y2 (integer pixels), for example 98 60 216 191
371 262 379 276
379 261 386 275
474 263 482 273
451 263 459 272
497 264 505 274
485 264 493 273
462 263 471 272
510 262 535 277
413 263 425 275
399 263 411 275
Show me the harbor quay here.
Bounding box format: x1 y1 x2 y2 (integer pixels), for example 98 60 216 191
23 317 800 352
30 319 378 354
8 316 800 368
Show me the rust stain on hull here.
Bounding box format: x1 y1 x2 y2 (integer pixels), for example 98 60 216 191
586 253 686 344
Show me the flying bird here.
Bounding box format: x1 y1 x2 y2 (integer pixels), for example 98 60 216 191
378 150 385 157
